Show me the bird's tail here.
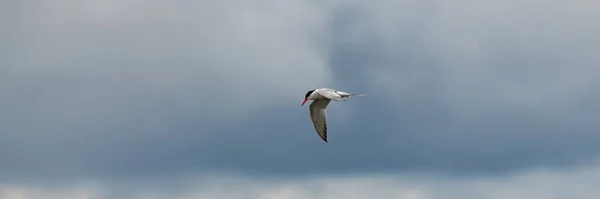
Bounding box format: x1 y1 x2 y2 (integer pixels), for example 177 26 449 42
348 93 366 97
339 93 365 102
337 92 366 101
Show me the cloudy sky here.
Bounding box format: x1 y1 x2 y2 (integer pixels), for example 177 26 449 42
2 0 600 198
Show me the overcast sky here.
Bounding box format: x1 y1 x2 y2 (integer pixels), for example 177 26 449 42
2 0 600 198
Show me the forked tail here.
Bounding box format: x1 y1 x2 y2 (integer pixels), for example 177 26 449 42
338 93 365 101
347 93 366 97
335 90 366 99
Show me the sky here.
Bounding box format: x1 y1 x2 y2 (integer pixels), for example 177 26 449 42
2 0 600 198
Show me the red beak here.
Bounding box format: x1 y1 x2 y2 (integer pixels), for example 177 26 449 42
301 98 307 106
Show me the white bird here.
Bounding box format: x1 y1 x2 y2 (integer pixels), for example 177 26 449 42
301 88 364 142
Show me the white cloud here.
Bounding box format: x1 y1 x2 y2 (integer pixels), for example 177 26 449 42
0 182 107 199
3 163 600 199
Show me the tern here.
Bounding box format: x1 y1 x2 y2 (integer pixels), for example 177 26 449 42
301 88 364 142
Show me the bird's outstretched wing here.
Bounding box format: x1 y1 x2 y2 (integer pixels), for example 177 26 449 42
309 99 331 142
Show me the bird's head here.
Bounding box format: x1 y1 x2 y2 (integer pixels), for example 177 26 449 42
302 89 315 106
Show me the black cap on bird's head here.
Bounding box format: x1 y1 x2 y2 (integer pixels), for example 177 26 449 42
302 89 315 106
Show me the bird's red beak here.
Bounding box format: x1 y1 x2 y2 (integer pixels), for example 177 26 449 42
301 98 307 106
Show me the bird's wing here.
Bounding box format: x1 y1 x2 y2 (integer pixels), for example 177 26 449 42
309 99 331 142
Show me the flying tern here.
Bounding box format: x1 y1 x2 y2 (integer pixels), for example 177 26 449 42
301 88 364 142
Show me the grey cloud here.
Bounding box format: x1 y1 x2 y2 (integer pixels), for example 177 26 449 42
1 0 332 179
2 0 600 180
326 0 600 171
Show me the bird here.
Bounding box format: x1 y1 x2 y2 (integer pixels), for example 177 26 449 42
301 88 364 142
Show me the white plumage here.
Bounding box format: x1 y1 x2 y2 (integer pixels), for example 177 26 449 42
301 88 364 142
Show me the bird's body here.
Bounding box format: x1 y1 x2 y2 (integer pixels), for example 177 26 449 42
301 88 364 142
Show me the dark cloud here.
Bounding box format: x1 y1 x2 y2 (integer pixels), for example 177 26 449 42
1 0 600 182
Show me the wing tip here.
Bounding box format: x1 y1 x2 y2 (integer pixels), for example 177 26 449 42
318 133 327 143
